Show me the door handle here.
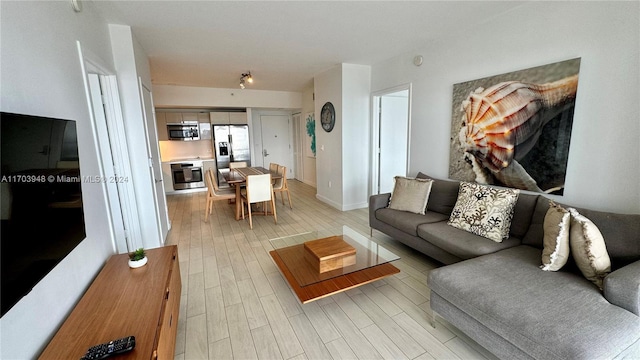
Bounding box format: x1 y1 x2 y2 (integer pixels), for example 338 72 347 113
155 179 163 183
263 149 269 157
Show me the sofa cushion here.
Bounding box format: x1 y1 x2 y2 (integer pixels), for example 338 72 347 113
448 182 520 242
428 246 640 360
523 197 640 269
508 193 539 238
417 221 521 260
388 176 433 214
540 201 571 271
568 208 612 290
415 173 460 215
375 208 448 236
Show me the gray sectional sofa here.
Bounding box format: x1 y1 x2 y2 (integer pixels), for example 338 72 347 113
369 173 640 359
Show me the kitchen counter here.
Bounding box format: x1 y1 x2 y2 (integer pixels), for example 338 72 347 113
162 156 215 164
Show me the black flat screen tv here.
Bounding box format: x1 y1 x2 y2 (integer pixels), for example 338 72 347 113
1 111 87 317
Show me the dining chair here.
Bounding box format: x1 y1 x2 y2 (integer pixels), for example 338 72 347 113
204 169 236 222
229 161 248 169
269 162 278 173
272 165 292 209
240 173 277 229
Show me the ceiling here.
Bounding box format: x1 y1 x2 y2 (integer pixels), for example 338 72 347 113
92 1 526 92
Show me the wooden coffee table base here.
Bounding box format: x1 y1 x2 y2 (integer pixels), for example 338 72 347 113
269 249 400 303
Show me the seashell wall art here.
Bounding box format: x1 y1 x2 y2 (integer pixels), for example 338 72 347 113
449 58 581 195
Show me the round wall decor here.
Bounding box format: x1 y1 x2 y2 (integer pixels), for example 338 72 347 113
320 102 336 132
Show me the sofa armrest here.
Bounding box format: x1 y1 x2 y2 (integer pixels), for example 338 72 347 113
603 260 640 316
369 193 391 226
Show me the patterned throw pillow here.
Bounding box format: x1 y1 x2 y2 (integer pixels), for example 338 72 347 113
388 177 433 215
448 182 520 242
540 201 571 271
568 208 611 290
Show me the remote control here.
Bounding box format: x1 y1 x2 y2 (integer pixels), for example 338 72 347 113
80 336 135 360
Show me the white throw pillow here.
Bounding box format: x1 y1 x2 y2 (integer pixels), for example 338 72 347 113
448 182 520 242
568 208 611 290
388 177 433 215
540 201 571 271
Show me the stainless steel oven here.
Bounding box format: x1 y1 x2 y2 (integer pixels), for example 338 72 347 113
171 161 205 190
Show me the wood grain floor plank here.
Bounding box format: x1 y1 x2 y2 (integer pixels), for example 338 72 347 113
325 338 357 360
288 313 333 360
209 338 233 360
332 292 374 329
392 312 461 360
220 266 242 306
187 272 206 317
251 324 284 360
203 255 220 289
205 286 229 343
226 303 258 360
321 302 383 360
300 301 341 344
259 294 304 359
360 323 409 360
349 293 425 359
237 278 269 330
185 313 208 359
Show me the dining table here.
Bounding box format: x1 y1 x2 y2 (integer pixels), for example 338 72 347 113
222 166 281 220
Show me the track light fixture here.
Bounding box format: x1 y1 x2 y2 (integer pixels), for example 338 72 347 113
240 72 253 89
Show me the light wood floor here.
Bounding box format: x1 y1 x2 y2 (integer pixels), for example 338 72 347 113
166 180 497 360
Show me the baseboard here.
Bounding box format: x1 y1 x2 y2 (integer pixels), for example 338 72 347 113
315 194 367 211
342 202 367 211
315 194 341 210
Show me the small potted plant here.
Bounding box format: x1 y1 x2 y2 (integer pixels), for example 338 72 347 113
128 248 147 268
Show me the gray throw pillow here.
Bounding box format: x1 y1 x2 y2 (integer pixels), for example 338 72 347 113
448 182 520 242
388 177 433 215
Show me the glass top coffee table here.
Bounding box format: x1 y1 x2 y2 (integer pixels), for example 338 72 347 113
269 226 400 303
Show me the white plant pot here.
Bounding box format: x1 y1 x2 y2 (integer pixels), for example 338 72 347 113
128 256 148 269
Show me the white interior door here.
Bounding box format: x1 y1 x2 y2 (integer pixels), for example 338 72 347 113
139 80 170 242
87 74 143 253
260 115 293 178
88 74 126 252
373 87 410 194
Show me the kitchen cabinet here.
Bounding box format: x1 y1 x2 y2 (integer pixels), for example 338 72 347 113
229 112 248 124
198 113 212 140
181 112 198 122
165 112 183 124
39 246 181 360
210 111 248 125
156 112 168 141
210 112 230 125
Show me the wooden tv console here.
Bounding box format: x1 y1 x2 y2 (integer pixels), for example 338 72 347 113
39 246 181 359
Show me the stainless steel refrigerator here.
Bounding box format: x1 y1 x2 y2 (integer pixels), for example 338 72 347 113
213 124 251 172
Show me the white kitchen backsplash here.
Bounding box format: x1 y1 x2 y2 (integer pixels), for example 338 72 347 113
159 140 213 161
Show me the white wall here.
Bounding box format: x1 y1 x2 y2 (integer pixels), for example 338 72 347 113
315 66 343 208
371 1 640 214
314 64 371 210
0 2 115 358
153 84 302 109
342 64 371 210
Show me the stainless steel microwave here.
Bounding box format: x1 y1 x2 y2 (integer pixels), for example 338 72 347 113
167 122 200 141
